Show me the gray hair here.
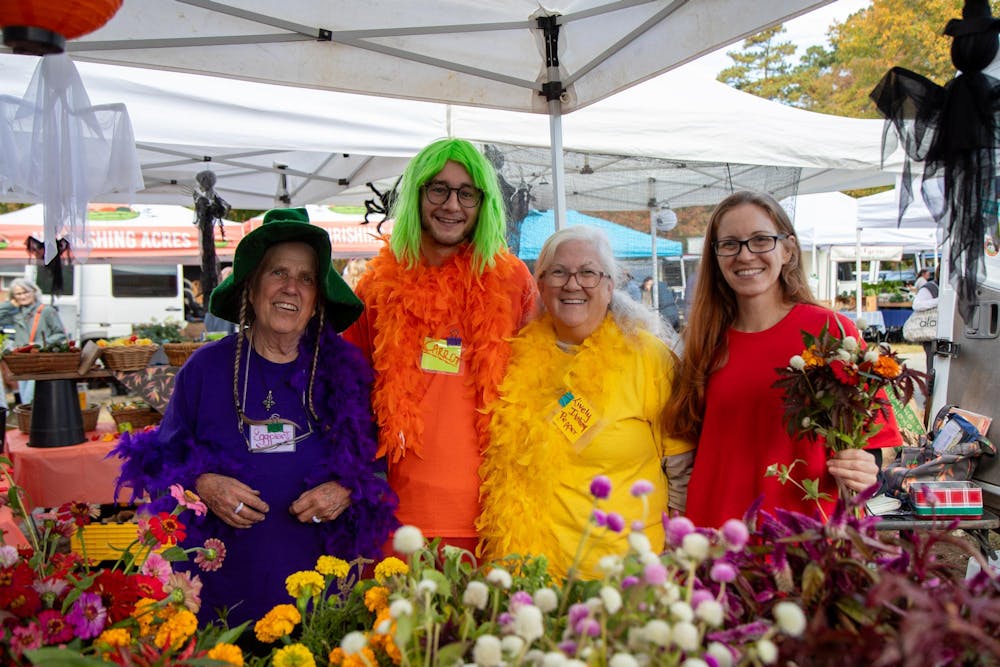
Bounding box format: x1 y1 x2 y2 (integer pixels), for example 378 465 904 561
533 226 677 346
9 278 41 302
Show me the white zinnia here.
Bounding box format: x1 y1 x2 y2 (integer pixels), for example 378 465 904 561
463 581 490 610
681 532 710 563
756 639 778 664
533 587 559 613
671 621 700 652
600 586 623 615
392 525 424 555
706 642 733 667
486 567 513 589
389 599 414 618
789 355 806 371
514 604 545 642
473 635 503 667
694 599 723 627
643 620 671 647
341 631 368 654
609 653 639 667
773 601 807 637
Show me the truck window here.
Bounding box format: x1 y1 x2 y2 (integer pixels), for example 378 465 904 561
111 265 179 298
36 268 75 295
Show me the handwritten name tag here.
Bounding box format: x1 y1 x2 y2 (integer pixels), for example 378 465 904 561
552 391 595 444
249 422 296 453
420 337 463 374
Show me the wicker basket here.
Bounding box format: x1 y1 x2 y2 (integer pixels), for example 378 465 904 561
162 342 205 367
110 406 162 430
100 345 158 371
2 351 82 375
14 403 100 433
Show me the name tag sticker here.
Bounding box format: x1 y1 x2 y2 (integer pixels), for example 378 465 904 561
552 391 596 444
420 337 463 374
249 422 296 453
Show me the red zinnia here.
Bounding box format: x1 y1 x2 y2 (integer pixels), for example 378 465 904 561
129 573 166 602
149 512 186 547
56 501 99 527
91 570 137 623
828 359 860 386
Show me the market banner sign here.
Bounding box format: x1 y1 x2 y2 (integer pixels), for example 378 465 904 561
830 245 904 262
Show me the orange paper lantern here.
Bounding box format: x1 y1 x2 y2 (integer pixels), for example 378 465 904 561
0 0 123 54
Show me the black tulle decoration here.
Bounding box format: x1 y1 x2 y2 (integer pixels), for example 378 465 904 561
25 236 71 296
870 0 1000 323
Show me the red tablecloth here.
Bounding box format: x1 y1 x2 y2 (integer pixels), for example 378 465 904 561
0 506 28 547
4 424 124 508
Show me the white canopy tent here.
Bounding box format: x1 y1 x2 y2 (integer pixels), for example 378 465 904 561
17 0 837 225
0 54 900 211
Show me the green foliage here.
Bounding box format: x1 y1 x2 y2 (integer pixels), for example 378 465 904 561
134 317 185 343
718 25 798 100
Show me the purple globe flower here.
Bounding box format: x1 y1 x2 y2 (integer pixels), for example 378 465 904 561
710 561 738 583
621 575 640 589
643 561 668 586
630 479 655 497
509 591 533 610
559 640 578 656
568 603 590 626
591 509 608 527
590 475 612 499
606 512 626 533
721 519 750 551
663 515 696 547
690 588 714 609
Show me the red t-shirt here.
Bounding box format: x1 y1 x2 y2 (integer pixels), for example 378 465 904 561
685 303 901 527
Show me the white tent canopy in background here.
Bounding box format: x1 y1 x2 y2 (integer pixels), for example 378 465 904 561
0 54 900 211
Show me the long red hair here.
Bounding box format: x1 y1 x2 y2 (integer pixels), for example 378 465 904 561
665 191 816 443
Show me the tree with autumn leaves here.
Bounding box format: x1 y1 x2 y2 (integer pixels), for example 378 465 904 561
720 0 999 117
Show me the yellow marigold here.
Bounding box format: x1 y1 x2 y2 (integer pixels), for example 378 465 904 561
95 627 132 649
207 643 245 666
364 586 390 613
373 557 409 582
873 355 901 379
154 608 198 651
286 570 325 598
132 597 160 636
316 555 351 578
802 347 825 367
255 604 302 643
273 643 317 667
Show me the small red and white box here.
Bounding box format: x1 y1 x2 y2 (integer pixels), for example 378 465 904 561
912 481 984 519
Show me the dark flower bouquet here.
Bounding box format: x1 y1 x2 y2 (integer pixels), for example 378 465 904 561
773 322 926 452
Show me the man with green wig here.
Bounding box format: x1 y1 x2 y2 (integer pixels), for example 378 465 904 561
344 138 537 552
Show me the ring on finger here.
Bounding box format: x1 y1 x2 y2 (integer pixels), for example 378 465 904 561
234 501 245 515
311 515 322 524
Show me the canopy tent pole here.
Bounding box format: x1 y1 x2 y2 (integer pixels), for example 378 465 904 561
855 228 863 320
648 177 659 311
539 15 567 230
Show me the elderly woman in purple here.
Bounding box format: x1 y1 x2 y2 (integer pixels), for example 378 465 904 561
114 208 397 628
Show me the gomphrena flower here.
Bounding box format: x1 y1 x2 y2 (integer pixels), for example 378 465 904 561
590 475 612 500
773 601 806 637
630 479 655 497
393 525 425 555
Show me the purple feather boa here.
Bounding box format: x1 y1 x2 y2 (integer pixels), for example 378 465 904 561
112 321 399 560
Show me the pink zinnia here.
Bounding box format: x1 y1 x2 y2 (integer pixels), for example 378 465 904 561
38 609 74 645
140 552 173 583
169 484 208 517
11 623 42 656
194 538 227 572
67 592 107 640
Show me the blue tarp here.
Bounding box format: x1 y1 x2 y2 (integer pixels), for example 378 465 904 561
516 209 683 261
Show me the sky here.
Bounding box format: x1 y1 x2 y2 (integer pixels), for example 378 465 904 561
677 0 872 79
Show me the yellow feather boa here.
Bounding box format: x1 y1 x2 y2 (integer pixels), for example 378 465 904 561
477 314 639 573
358 244 526 463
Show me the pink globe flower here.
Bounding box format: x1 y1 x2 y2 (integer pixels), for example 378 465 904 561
590 475 612 499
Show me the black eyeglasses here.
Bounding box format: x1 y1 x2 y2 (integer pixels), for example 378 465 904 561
422 182 483 208
713 234 789 257
541 268 608 288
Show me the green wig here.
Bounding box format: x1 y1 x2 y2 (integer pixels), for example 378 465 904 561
389 138 508 274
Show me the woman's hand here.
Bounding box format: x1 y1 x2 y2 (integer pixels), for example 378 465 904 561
290 481 352 524
195 472 268 528
826 448 880 493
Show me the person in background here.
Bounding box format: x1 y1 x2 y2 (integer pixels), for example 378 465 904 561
202 266 237 335
912 267 939 379
114 208 398 629
640 276 654 307
624 271 642 302
914 267 932 292
477 226 693 579
344 138 537 553
666 191 899 527
0 278 67 404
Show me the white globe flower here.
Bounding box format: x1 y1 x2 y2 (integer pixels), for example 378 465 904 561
541 651 568 667
416 577 438 596
462 581 490 610
639 551 661 567
842 336 859 353
600 586 623 615
501 635 525 655
341 631 368 654
514 605 545 642
375 619 391 634
609 654 639 667
525 649 546 666
533 587 559 613
756 639 778 664
706 642 733 667
565 661 587 667
671 621 700 652
669 600 694 623
773 601 807 637
694 599 723 627
789 355 806 370
643 620 671 647
486 567 513 589
864 349 880 364
392 525 424 555
836 348 852 361
658 582 681 605
681 533 710 563
389 598 414 618
473 635 503 667
682 659 709 667
598 554 624 575
628 531 653 556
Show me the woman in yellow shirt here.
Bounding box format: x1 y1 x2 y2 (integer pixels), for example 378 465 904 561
477 226 694 579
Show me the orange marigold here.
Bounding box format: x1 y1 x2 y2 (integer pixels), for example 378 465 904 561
801 347 824 367
329 646 378 667
364 586 390 613
872 355 901 379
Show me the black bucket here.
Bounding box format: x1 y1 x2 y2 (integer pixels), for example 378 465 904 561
29 380 85 448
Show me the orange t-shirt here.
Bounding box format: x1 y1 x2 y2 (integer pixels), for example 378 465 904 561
344 246 537 539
